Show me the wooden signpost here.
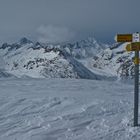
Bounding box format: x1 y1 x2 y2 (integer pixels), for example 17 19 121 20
116 32 140 127
126 42 140 52
116 34 133 42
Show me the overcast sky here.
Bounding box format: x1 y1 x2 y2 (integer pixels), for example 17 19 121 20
0 0 140 44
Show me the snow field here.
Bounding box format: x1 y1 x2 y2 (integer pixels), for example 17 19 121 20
0 78 139 140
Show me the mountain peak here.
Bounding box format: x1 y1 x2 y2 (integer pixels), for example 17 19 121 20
1 43 10 49
83 37 98 44
35 42 42 47
87 36 96 41
19 37 32 45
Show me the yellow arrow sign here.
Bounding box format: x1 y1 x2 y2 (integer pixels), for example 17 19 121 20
133 57 140 64
126 42 140 51
116 34 132 42
126 44 132 51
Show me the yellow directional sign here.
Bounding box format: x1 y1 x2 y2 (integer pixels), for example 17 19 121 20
132 42 140 47
116 34 132 42
126 44 132 51
133 58 140 64
126 42 140 51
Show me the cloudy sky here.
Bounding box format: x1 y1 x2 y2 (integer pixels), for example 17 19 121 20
0 0 140 44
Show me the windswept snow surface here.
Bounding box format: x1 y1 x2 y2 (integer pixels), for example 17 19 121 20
0 78 139 140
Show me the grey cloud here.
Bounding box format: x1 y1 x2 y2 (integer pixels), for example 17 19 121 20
37 25 75 43
0 0 140 44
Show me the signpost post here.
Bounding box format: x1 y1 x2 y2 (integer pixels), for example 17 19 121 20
116 32 140 127
134 50 139 126
133 33 140 127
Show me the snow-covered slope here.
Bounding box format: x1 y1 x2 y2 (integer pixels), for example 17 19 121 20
0 78 137 140
0 37 109 80
0 42 78 78
91 42 135 79
0 69 14 78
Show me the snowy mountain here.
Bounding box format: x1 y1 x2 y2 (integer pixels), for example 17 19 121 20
0 37 109 79
91 42 135 79
62 37 108 59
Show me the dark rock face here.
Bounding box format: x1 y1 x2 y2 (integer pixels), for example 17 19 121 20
19 37 32 45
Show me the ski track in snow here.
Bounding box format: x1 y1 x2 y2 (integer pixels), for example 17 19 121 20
0 78 139 140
